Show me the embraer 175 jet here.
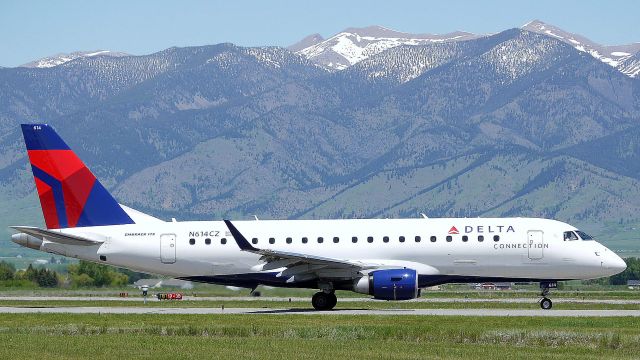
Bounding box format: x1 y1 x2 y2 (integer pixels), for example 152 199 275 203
11 124 627 310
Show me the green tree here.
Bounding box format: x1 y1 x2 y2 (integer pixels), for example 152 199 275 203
35 268 58 287
609 257 640 285
68 261 131 287
23 264 38 282
19 264 59 287
0 261 15 281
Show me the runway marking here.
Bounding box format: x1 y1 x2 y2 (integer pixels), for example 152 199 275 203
1 307 639 317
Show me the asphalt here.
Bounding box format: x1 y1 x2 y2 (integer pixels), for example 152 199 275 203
1 296 640 305
0 306 639 316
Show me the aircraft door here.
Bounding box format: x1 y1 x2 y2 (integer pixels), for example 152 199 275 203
160 233 176 264
527 230 544 260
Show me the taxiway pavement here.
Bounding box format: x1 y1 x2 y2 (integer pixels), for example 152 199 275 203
1 306 639 317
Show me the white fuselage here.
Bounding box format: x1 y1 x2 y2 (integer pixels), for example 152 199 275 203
34 217 625 287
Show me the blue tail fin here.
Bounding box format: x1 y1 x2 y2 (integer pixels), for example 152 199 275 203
21 124 135 229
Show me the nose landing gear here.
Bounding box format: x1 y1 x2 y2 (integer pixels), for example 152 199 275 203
539 282 557 310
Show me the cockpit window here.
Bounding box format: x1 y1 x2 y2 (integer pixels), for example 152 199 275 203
563 231 579 241
575 230 594 240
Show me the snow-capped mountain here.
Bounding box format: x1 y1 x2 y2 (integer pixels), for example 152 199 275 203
293 22 640 78
20 50 130 68
522 20 640 77
2 28 640 247
288 34 324 52
292 25 482 70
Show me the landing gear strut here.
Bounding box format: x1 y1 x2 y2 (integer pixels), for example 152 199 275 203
539 282 556 310
312 291 337 311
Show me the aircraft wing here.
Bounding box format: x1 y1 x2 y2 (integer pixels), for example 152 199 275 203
10 226 104 246
223 220 379 275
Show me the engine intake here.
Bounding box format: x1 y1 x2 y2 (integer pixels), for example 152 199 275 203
353 268 419 300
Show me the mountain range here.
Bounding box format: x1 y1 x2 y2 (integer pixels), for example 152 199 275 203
1 20 640 257
289 21 640 78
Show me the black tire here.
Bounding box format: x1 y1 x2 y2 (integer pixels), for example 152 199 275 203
311 292 333 311
327 293 337 310
540 297 553 310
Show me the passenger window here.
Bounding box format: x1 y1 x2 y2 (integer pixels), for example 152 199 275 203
430 236 436 242
189 238 195 245
493 235 499 242
333 237 339 243
399 236 405 243
221 238 227 245
383 236 389 243
367 236 373 243
352 236 358 243
318 237 324 243
269 237 275 244
478 235 484 242
302 237 308 244
415 236 421 242
446 235 452 242
205 238 211 245
251 238 258 244
462 235 468 242
286 237 292 244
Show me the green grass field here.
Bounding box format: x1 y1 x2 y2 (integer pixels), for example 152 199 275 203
0 314 638 359
0 299 639 310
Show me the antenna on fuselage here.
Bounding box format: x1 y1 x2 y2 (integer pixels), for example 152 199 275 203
420 213 428 219
253 215 259 221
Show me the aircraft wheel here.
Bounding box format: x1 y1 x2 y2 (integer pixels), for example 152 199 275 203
327 292 337 310
540 297 553 310
312 292 333 311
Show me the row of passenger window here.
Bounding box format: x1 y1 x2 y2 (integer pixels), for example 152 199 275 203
188 235 501 245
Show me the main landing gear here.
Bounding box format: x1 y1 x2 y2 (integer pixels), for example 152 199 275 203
312 291 337 311
539 282 557 310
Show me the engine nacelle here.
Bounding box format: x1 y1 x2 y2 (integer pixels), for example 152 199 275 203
11 233 43 250
353 268 419 300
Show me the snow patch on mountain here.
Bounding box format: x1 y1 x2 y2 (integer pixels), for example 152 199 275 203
522 20 640 77
618 53 640 78
293 26 482 70
21 50 129 68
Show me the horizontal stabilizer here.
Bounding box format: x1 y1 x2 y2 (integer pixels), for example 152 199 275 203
10 226 104 246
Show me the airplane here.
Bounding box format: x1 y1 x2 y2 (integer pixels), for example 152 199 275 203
11 124 627 310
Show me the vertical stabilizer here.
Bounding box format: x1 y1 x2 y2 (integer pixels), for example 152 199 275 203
21 124 135 229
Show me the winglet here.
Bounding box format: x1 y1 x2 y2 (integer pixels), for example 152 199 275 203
223 220 258 252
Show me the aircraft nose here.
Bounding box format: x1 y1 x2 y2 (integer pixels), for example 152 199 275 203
609 253 627 274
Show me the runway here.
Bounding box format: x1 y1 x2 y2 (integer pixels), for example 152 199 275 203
2 296 640 304
1 306 639 317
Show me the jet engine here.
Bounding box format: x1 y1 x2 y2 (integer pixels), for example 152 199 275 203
353 268 419 300
11 233 43 250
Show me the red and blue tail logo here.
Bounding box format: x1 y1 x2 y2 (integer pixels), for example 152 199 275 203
21 124 134 229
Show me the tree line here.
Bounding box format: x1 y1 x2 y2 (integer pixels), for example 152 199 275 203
0 260 148 288
0 258 638 288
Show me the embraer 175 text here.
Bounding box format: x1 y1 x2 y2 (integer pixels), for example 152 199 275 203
11 124 627 310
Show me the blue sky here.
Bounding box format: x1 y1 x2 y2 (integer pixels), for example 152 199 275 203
1 0 638 67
